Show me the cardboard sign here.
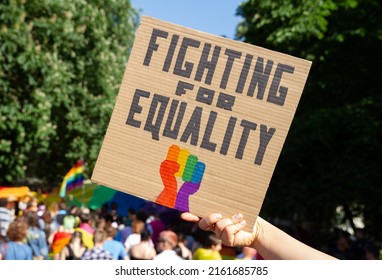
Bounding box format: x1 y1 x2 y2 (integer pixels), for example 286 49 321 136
91 16 311 230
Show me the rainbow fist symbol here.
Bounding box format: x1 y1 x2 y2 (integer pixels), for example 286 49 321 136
156 145 206 212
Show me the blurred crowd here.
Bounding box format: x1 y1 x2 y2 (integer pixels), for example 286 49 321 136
0 195 257 260
0 194 378 260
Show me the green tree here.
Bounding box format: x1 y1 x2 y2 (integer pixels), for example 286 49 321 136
236 0 382 248
0 0 138 188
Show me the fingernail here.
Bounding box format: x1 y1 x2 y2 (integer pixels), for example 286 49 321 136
240 220 246 225
214 213 222 219
235 213 243 220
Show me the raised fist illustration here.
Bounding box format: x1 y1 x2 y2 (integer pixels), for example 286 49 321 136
155 145 205 212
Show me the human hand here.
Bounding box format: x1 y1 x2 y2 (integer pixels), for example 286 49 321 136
181 212 261 248
182 213 338 260
156 145 205 211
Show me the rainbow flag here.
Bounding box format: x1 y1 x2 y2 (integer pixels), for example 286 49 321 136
50 231 72 255
59 160 84 198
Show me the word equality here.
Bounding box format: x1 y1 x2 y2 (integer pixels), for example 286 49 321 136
143 28 295 107
126 89 275 166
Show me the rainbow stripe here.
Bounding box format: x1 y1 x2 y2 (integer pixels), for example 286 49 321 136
59 160 84 198
50 231 72 254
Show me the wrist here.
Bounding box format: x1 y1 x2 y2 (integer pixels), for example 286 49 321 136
250 216 263 249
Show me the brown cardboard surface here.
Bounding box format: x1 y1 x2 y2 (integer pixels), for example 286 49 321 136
91 16 312 231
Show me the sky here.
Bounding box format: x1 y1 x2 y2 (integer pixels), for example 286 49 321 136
130 0 245 39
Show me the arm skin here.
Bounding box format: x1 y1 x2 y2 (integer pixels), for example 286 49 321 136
181 213 337 260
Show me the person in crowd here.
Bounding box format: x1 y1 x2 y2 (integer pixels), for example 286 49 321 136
89 210 101 230
181 212 337 260
115 209 135 245
24 200 38 213
103 225 128 260
75 208 94 249
81 228 113 260
135 209 149 224
0 197 16 242
95 217 106 230
103 213 119 229
24 211 49 260
46 203 62 237
123 208 135 227
146 212 166 246
124 219 145 253
0 219 32 260
60 231 87 260
192 230 222 260
49 202 59 217
108 202 123 225
37 203 46 218
115 221 132 245
41 211 53 239
50 215 77 259
154 230 183 260
129 228 156 260
176 232 192 260
55 202 68 226
171 216 196 253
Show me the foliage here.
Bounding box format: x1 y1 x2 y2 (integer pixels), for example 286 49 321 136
0 0 139 188
236 0 382 246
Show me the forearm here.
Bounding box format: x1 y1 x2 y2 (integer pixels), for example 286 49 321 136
252 217 337 260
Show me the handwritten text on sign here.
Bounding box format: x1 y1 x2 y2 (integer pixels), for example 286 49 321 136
126 28 295 166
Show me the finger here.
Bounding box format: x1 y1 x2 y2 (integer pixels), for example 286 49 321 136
191 162 205 183
182 155 197 181
166 145 180 161
180 212 200 223
214 213 244 238
221 219 247 246
176 149 190 177
198 213 223 231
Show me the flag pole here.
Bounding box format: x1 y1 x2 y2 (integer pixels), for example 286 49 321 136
82 183 85 208
81 159 85 208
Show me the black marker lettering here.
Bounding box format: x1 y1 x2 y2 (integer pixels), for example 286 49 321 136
126 89 150 128
267 63 295 106
174 37 201 78
143 29 168 66
143 94 169 140
236 120 257 160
